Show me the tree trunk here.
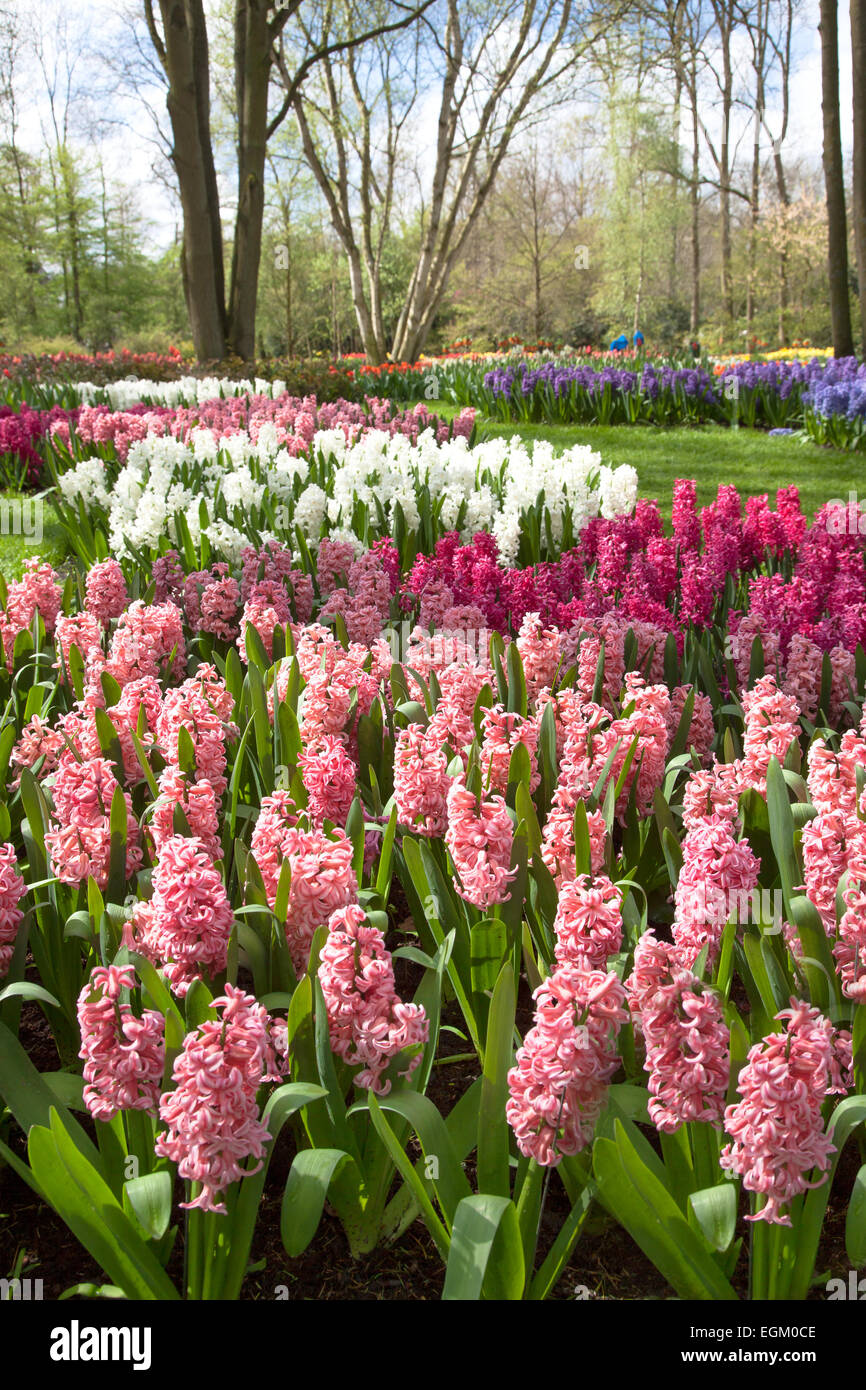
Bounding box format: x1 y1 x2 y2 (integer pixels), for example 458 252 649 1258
820 0 855 356
689 68 701 335
157 0 227 361
746 64 763 333
720 64 734 322
226 0 271 361
772 146 790 345
851 0 866 347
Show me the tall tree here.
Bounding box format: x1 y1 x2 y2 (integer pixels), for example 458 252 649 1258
290 0 617 362
143 0 431 362
819 0 854 356
851 0 866 347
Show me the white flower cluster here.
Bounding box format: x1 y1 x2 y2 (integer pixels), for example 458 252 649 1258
58 426 639 567
311 430 637 564
71 376 288 410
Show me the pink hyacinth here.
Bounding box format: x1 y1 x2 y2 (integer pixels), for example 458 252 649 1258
480 704 540 795
297 634 378 744
9 716 64 788
506 963 628 1165
783 632 824 725
807 731 864 817
319 902 429 1094
106 599 186 686
445 777 516 909
553 873 623 969
281 826 359 974
834 829 866 1001
77 965 165 1122
627 930 729 1133
128 835 234 995
298 734 357 828
720 999 839 1225
668 684 715 764
45 755 143 890
515 613 563 704
681 762 741 831
151 765 223 861
157 665 236 799
672 816 760 969
0 558 62 669
393 722 451 837
237 598 283 664
85 559 129 627
155 985 277 1214
739 675 801 794
0 844 27 978
55 611 104 682
250 789 299 904
801 810 855 933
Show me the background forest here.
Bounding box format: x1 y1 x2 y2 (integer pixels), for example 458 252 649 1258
0 0 857 359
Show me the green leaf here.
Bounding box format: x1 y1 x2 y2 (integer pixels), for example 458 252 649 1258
0 981 60 1009
529 1184 594 1300
28 1111 178 1300
123 1171 173 1241
350 1088 472 1227
845 1165 866 1267
281 1148 356 1256
365 1094 451 1260
0 1021 103 1173
765 755 797 913
593 1121 738 1301
477 963 516 1199
442 1195 524 1301
219 1081 329 1299
687 1184 737 1253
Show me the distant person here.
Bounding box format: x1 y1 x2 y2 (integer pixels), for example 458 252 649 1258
633 330 644 348
609 333 628 351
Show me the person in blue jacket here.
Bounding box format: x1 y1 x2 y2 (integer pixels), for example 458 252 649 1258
609 333 628 351
633 330 644 348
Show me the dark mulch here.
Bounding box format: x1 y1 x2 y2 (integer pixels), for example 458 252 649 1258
2 983 863 1302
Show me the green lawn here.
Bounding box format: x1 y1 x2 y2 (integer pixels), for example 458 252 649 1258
436 406 861 519
0 492 67 580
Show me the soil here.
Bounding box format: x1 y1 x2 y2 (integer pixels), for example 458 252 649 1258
2 914 862 1304
2 996 862 1302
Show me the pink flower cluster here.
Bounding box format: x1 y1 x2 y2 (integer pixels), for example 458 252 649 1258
77 965 165 1122
250 797 358 973
553 873 623 969
319 902 429 1093
0 558 62 670
394 723 452 836
506 964 628 1165
53 393 475 462
627 930 729 1132
155 985 278 1214
85 559 128 626
44 755 143 890
445 777 516 909
672 816 760 969
0 844 27 978
128 835 234 995
720 999 849 1224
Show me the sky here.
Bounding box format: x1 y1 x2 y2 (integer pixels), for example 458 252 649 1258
4 0 857 250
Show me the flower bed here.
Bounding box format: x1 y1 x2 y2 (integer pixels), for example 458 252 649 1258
50 425 635 569
2 454 866 1302
0 394 474 491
